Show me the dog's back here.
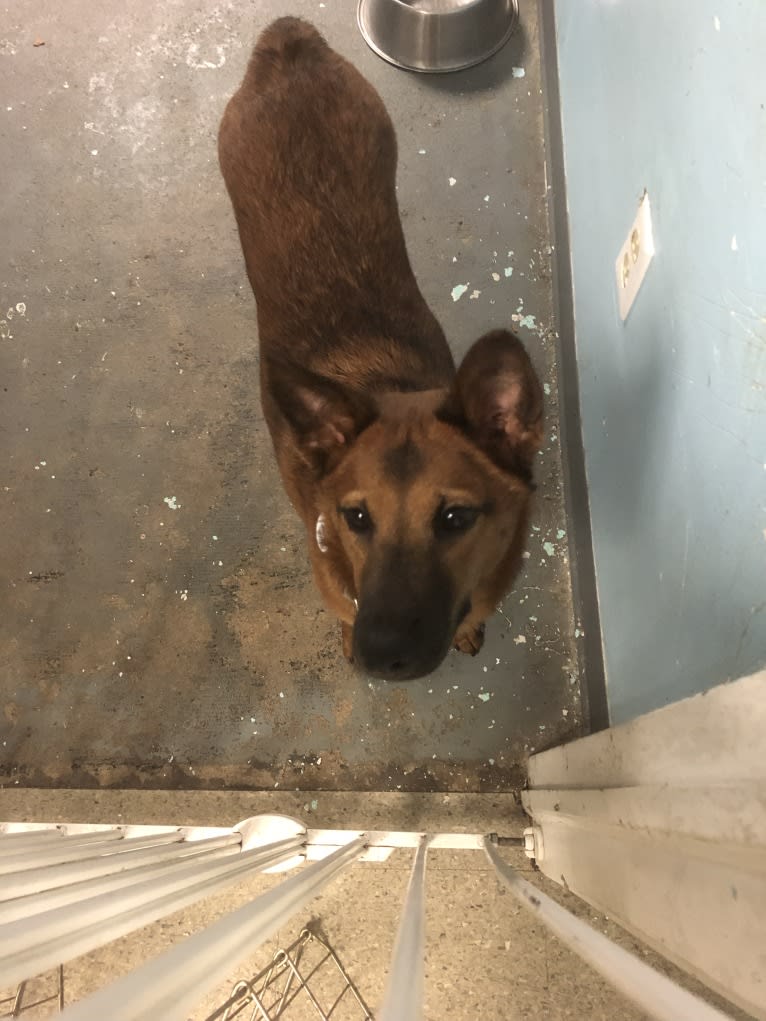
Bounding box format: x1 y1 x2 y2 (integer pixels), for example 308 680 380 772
218 20 544 679
218 17 453 393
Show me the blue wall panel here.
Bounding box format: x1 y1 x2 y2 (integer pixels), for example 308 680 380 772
554 2 766 722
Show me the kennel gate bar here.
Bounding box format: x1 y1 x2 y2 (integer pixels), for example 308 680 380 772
0 814 734 1021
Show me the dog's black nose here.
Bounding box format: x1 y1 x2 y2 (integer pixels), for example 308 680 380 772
352 615 443 681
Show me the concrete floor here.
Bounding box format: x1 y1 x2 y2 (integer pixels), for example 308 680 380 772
0 789 751 1021
0 0 581 793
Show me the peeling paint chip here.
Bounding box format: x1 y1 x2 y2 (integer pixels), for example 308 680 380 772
163 496 179 510
513 635 527 645
514 313 537 330
478 692 491 702
512 66 526 78
451 283 469 302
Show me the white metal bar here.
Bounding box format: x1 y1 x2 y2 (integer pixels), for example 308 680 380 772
1 824 491 856
0 850 235 925
379 835 428 1021
3 829 121 845
302 829 484 862
0 835 303 955
483 838 734 1021
0 828 65 838
0 836 306 991
59 835 367 1021
0 830 129 874
0 830 185 874
0 833 241 900
0 821 234 840
304 829 484 850
0 830 68 853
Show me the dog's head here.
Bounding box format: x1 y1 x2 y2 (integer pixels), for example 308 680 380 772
270 330 544 680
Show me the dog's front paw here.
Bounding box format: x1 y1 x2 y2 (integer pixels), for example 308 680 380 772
454 621 485 656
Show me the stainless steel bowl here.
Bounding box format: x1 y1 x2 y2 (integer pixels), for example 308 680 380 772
357 0 519 74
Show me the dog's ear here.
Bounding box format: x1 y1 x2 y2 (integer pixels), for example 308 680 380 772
439 330 544 480
267 358 377 475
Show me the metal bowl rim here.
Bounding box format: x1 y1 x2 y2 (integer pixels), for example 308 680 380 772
361 0 513 19
357 0 519 74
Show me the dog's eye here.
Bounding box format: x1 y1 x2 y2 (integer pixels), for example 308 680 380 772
340 505 373 535
436 505 480 536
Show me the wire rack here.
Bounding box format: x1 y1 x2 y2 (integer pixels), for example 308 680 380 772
1 967 64 1018
204 926 373 1021
0 927 371 1020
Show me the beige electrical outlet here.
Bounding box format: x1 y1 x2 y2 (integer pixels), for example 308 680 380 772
615 192 655 321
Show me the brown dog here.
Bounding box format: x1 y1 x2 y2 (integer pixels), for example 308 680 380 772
218 18 543 680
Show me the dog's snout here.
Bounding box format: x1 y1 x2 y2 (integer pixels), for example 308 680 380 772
351 549 456 680
353 614 429 680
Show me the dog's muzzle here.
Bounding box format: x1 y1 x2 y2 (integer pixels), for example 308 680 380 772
351 549 456 681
